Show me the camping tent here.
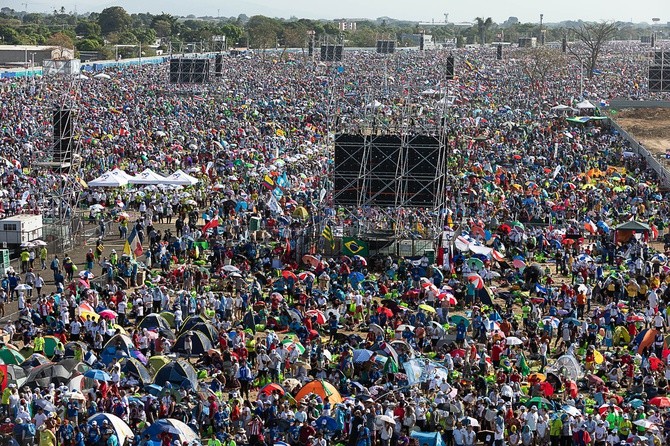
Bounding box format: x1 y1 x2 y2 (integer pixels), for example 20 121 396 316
173 331 213 356
88 414 134 446
410 432 446 446
120 358 152 384
162 170 199 186
128 168 168 185
294 380 343 404
138 313 171 331
101 334 147 365
153 359 199 389
142 418 198 444
614 220 650 244
88 172 128 188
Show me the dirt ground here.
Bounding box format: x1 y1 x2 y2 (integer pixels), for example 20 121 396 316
613 108 670 157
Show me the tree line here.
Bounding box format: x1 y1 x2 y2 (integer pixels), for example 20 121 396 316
0 6 666 61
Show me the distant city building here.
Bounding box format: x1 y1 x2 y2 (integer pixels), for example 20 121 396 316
338 21 357 32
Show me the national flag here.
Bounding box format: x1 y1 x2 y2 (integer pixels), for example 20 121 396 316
202 217 220 236
322 225 334 249
261 174 275 190
123 227 143 257
342 237 368 257
272 187 284 200
276 172 291 188
518 352 530 376
267 196 284 215
0 364 7 391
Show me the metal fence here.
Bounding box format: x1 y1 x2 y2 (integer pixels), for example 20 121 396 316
608 119 670 188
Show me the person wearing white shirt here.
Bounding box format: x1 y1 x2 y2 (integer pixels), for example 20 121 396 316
453 425 465 446
462 425 476 446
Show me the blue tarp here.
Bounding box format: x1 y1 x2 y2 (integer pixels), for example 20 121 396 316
410 432 446 446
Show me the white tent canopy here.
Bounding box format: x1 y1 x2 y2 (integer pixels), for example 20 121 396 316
162 169 199 186
88 171 128 188
576 100 596 109
110 168 133 181
128 168 168 185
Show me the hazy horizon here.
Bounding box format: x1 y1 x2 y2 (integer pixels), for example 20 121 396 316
4 0 670 24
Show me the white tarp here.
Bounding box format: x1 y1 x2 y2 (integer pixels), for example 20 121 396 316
110 168 133 181
576 100 595 109
128 168 168 185
88 171 128 188
162 169 199 186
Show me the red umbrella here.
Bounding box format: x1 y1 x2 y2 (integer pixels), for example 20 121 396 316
259 383 285 395
598 404 622 416
298 271 315 281
302 255 320 268
450 348 466 358
649 396 670 408
467 273 484 289
305 310 326 324
626 314 645 322
649 357 664 371
377 307 394 317
282 270 298 281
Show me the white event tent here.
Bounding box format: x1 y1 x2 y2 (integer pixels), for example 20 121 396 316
128 168 168 185
162 169 199 186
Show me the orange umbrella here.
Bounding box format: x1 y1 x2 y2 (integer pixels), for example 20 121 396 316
294 380 343 404
638 329 658 354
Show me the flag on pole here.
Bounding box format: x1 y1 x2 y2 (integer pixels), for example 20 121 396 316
322 225 334 249
202 217 220 237
123 227 143 257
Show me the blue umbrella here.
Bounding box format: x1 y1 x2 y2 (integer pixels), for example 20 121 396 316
315 416 339 431
84 369 112 382
349 272 365 283
353 349 374 363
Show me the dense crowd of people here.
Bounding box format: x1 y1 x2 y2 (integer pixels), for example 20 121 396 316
0 41 669 446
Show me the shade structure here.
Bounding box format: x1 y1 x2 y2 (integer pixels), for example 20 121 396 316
24 363 71 388
294 380 343 404
173 331 213 356
43 336 60 357
142 418 198 444
88 413 134 446
88 171 129 188
63 341 88 359
128 168 168 185
110 168 133 181
139 313 171 331
153 359 199 390
410 432 446 446
179 315 208 333
184 321 218 343
101 333 147 365
0 347 25 365
6 364 27 387
120 358 152 385
20 353 51 371
162 169 199 185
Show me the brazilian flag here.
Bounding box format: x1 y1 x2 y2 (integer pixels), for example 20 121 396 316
342 237 369 257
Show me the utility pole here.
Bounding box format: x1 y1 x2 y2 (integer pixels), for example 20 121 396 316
540 14 544 45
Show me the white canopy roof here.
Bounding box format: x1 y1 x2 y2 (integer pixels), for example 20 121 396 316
88 171 128 188
128 168 168 185
110 168 133 181
162 169 199 186
576 100 596 109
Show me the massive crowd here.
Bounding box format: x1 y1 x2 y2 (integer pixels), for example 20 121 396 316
0 41 669 446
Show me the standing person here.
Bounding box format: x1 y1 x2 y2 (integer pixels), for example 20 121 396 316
34 273 44 298
39 245 48 270
38 424 56 446
236 360 253 401
20 248 30 274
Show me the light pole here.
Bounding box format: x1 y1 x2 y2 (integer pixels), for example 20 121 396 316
540 14 544 45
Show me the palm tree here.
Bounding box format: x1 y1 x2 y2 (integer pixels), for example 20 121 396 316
475 17 493 45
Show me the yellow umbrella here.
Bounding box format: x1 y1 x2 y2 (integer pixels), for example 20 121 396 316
593 349 604 364
418 304 436 313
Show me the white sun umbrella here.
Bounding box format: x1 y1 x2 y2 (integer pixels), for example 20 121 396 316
93 73 111 80
505 336 524 346
32 240 48 247
88 413 133 445
15 284 32 291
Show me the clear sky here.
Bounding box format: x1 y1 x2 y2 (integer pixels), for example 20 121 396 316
10 0 670 24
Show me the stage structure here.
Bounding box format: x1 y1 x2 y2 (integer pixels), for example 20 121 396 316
329 52 455 240
649 51 670 92
169 58 210 84
33 66 85 253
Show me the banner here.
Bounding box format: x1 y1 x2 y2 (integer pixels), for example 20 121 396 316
342 237 369 257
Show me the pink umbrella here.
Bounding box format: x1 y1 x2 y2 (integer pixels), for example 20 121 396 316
98 309 118 320
298 271 315 281
512 259 526 269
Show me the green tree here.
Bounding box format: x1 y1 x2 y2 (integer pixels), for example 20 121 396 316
220 23 243 45
22 13 41 24
246 15 281 51
46 31 74 49
97 6 130 35
76 38 102 51
75 20 101 38
475 17 493 45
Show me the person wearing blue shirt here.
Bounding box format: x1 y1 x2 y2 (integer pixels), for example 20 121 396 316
456 320 467 343
74 426 85 446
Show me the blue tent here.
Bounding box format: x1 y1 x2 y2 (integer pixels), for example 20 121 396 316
410 432 446 446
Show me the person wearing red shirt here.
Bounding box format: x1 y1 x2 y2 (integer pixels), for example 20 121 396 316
491 342 503 367
298 421 316 445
